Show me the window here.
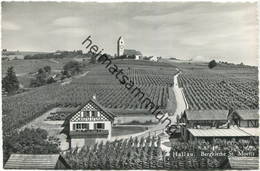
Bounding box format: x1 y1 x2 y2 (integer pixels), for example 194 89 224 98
76 123 82 129
92 111 97 117
83 111 90 118
82 123 89 130
94 123 105 129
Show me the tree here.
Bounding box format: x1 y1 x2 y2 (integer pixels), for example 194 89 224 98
208 60 217 69
3 128 59 163
30 69 47 87
63 61 82 76
46 77 56 84
2 67 19 93
43 65 51 73
90 55 96 64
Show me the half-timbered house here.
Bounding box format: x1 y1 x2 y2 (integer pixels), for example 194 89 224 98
67 98 116 149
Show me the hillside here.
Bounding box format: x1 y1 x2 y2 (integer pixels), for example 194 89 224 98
167 59 258 110
2 59 178 135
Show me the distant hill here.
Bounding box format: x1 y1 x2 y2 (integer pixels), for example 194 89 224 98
169 57 179 60
2 51 49 56
2 51 49 60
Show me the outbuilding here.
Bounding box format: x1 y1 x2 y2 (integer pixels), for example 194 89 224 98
4 154 70 169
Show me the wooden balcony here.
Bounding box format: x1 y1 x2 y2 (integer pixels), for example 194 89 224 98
69 129 109 138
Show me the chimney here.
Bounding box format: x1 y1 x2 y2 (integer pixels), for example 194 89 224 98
92 94 96 100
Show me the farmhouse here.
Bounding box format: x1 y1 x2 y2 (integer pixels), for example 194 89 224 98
4 154 70 169
66 97 116 149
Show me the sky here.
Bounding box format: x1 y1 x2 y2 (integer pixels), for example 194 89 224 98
2 2 258 65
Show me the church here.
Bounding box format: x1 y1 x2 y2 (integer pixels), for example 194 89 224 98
66 97 116 149
117 36 142 60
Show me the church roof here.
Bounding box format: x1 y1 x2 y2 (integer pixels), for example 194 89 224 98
124 49 142 56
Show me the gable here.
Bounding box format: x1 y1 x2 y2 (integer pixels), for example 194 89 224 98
70 101 110 122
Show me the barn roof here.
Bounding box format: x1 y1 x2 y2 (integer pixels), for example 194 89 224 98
188 127 251 137
228 157 259 169
239 127 260 137
235 110 259 120
184 110 229 121
4 154 70 169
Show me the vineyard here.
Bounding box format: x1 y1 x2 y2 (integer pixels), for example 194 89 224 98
2 60 178 135
63 136 258 169
178 65 258 110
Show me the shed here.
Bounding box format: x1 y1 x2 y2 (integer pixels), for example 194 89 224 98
184 110 229 121
233 110 259 127
4 154 71 169
187 127 252 141
228 157 259 169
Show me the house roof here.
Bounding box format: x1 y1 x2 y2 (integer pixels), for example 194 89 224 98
4 154 70 169
65 98 116 122
184 110 229 121
188 127 251 137
228 157 259 169
235 110 259 120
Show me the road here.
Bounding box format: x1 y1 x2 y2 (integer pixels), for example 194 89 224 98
111 70 189 154
169 71 188 123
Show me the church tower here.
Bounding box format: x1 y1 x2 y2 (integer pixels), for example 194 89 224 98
117 36 124 57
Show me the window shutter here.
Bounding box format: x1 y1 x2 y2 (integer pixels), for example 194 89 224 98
73 124 76 130
102 123 105 129
94 123 97 129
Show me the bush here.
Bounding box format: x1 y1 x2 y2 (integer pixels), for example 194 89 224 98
208 60 217 69
63 61 82 76
3 128 59 164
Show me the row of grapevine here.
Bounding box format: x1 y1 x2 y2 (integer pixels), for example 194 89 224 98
178 71 258 110
63 136 258 169
3 63 178 135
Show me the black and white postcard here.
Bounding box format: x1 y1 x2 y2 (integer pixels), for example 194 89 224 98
1 0 259 170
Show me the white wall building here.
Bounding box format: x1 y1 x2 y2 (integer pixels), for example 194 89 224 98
67 99 116 149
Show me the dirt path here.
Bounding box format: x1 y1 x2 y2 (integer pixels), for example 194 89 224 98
169 71 188 123
111 71 188 151
20 108 69 151
159 71 188 154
